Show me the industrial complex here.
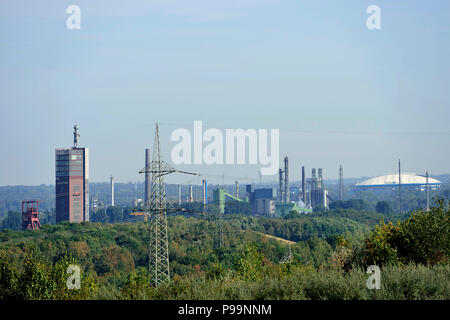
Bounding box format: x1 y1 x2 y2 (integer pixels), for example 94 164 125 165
43 124 440 228
13 123 442 289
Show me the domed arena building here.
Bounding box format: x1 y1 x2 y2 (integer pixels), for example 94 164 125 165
355 173 442 191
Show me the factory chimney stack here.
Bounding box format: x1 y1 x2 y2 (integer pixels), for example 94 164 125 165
279 168 284 203
426 171 429 211
145 148 151 205
284 157 289 203
398 159 402 213
202 180 207 206
110 175 114 207
302 166 306 204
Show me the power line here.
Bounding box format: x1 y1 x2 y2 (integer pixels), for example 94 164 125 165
156 122 450 136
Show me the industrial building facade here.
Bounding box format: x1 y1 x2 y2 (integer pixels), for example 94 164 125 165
55 147 89 222
249 188 277 217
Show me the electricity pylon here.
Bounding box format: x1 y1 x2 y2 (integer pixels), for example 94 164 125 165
139 123 197 287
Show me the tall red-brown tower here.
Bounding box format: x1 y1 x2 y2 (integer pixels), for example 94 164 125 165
55 125 89 223
22 200 41 230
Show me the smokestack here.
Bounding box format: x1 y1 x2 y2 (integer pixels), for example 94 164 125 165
279 168 284 203
110 175 114 207
426 171 429 211
235 181 239 198
178 184 181 205
323 189 328 209
398 159 402 213
202 180 207 206
189 185 193 203
284 157 289 203
145 148 151 205
302 166 306 204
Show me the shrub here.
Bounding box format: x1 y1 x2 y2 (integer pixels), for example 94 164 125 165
361 201 449 266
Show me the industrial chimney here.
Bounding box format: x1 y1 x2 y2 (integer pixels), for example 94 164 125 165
284 157 289 203
426 171 429 211
202 180 207 206
279 168 284 203
110 175 114 207
302 166 306 204
145 148 151 205
398 159 402 213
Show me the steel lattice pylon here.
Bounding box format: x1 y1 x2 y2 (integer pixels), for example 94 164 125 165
140 124 175 287
139 124 199 286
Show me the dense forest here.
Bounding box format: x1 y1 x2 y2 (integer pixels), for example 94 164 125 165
0 201 448 300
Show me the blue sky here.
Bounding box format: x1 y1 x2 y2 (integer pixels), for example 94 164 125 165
1 0 449 186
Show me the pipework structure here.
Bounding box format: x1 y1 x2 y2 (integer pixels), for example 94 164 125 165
278 168 284 203
310 168 326 209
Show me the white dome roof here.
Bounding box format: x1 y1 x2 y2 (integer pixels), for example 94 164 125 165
356 173 441 187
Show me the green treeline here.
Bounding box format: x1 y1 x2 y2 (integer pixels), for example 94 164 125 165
0 202 448 300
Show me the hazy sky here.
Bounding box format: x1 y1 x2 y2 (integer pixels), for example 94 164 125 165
1 0 449 186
